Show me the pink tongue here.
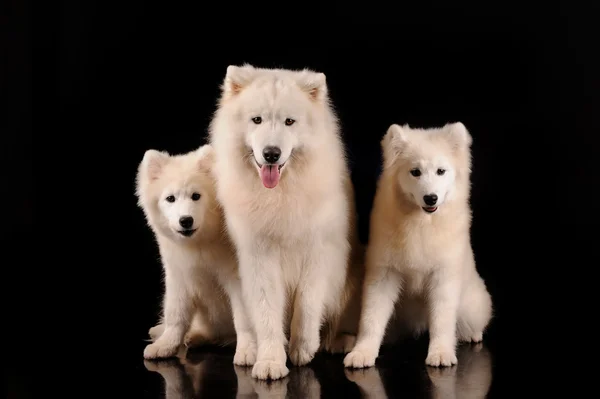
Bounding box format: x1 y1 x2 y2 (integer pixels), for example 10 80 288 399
260 165 280 188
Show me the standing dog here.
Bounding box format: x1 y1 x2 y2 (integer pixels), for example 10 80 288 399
344 122 492 368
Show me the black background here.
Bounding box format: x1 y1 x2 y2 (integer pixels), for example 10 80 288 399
12 0 599 396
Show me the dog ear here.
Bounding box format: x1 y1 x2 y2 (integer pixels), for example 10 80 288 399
295 69 327 102
381 124 409 169
222 64 257 99
445 122 472 151
196 144 215 172
140 149 169 182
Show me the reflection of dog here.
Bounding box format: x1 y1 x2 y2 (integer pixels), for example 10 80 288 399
343 344 493 399
145 353 322 399
427 344 493 399
345 123 493 369
144 359 197 399
345 367 387 399
136 145 256 364
234 363 321 399
209 64 360 380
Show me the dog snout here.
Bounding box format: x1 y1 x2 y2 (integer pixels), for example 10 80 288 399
262 146 281 164
179 215 194 229
423 194 438 206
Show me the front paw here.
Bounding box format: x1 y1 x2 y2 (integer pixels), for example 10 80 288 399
289 339 318 366
234 343 257 366
425 348 458 367
143 341 179 360
252 360 289 380
344 348 377 368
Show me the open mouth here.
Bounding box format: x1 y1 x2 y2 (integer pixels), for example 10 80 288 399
178 229 197 237
422 206 438 214
254 159 286 189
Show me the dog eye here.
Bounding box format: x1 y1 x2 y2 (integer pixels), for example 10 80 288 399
191 193 201 201
251 116 262 124
437 168 446 176
284 118 295 126
166 195 176 203
410 168 421 177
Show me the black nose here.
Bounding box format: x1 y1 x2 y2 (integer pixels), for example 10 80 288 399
262 146 281 164
179 216 194 229
423 194 438 206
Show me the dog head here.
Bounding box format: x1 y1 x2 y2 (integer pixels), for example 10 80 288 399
217 64 331 189
136 145 219 240
381 122 472 214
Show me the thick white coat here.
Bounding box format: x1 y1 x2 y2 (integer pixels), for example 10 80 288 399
136 145 256 366
209 64 360 380
344 122 493 369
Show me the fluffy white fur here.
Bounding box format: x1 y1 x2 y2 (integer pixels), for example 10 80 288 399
344 122 493 369
136 145 257 366
209 64 360 380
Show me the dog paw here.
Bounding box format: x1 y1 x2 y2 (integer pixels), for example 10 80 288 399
425 349 457 367
325 334 356 354
289 344 316 366
143 341 179 360
469 332 483 343
184 332 208 348
234 344 257 366
252 360 289 380
289 341 319 366
148 324 164 341
344 348 377 368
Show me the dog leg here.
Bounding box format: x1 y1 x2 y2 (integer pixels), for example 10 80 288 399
344 265 401 368
144 271 192 359
425 271 460 367
457 275 492 344
289 240 345 366
239 249 289 380
224 278 257 367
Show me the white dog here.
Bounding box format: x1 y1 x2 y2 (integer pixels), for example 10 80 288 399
136 145 256 366
344 122 493 369
209 64 357 380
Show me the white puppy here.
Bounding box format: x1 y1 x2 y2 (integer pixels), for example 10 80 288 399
136 145 256 366
344 122 493 368
209 64 355 379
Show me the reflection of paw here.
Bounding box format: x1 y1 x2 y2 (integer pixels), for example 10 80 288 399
344 348 377 368
344 367 386 396
252 360 289 380
143 341 179 359
325 334 356 354
252 378 288 396
143 358 179 372
234 344 257 366
289 339 318 366
425 348 457 367
426 362 457 379
148 324 164 341
344 366 376 383
143 359 161 372
471 342 484 352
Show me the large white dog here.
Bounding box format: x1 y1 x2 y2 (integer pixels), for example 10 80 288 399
209 64 357 380
136 145 256 366
344 122 493 369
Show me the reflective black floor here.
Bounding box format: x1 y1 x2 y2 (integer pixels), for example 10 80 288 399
136 336 501 398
